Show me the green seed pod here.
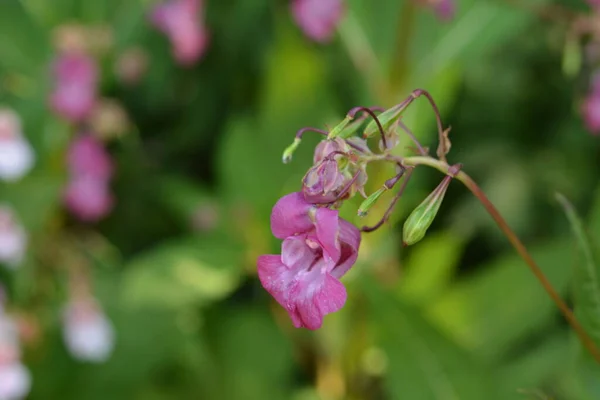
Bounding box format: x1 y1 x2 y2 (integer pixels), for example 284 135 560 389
327 115 352 139
402 176 452 246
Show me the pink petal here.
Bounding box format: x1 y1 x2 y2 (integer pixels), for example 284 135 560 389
270 192 314 239
330 218 360 279
67 135 113 180
257 254 291 307
64 177 114 222
291 0 344 43
291 272 346 330
583 94 600 135
281 235 314 269
315 207 340 264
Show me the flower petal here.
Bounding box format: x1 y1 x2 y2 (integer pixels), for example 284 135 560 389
330 218 360 279
270 192 314 239
315 207 340 264
292 272 346 330
257 254 293 308
281 235 314 270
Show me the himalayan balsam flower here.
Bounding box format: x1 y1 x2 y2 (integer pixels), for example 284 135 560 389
63 298 115 363
291 0 344 43
0 312 31 400
583 93 600 134
0 109 34 183
150 0 209 66
0 206 27 268
67 135 114 180
50 53 98 122
433 0 455 21
64 135 115 222
64 176 114 222
257 192 360 330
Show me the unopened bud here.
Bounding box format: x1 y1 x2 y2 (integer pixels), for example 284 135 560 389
282 138 301 164
358 188 386 217
402 175 451 246
327 115 352 139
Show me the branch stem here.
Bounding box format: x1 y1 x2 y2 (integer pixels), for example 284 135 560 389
402 156 600 364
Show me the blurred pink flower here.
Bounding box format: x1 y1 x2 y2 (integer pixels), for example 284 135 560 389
63 298 115 363
583 93 600 135
50 53 98 122
64 176 114 222
0 109 34 182
0 206 27 269
150 0 209 65
291 0 344 43
0 362 30 400
67 135 113 180
433 0 455 21
0 312 30 400
257 192 360 329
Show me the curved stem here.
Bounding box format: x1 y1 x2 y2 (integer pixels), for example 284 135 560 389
348 106 387 149
403 156 600 364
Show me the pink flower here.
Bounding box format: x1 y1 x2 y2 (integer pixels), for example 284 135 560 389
64 176 114 222
50 53 98 122
67 135 113 180
0 206 27 269
63 298 115 363
150 0 209 66
257 192 360 329
291 0 344 43
433 0 455 21
0 109 34 182
0 312 30 400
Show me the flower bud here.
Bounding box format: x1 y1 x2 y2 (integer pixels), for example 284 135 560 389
302 157 347 204
402 175 451 246
357 188 386 217
282 138 301 164
326 115 352 139
363 104 402 138
313 137 348 164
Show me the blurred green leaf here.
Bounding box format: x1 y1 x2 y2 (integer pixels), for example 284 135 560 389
400 231 467 303
427 239 573 362
0 0 49 72
205 305 295 400
121 235 242 309
362 277 494 400
556 193 600 348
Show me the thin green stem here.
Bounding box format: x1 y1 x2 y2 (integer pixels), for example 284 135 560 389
403 156 600 364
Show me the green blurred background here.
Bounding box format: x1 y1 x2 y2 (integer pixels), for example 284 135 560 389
1 0 600 399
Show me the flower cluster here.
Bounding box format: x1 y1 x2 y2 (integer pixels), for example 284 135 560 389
150 0 209 66
64 135 115 222
258 91 459 330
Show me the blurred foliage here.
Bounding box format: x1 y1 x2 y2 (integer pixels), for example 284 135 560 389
0 0 599 399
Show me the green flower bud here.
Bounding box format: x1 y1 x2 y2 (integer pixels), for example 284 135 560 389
282 138 301 164
327 115 352 139
364 105 402 138
357 188 386 217
402 176 451 246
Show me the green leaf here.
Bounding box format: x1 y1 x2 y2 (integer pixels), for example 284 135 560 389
400 231 466 303
556 193 600 348
0 0 49 72
121 235 242 309
362 277 494 400
426 239 573 362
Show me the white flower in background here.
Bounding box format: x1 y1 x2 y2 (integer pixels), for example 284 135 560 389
0 362 31 400
0 108 34 182
0 311 31 400
63 298 114 362
0 206 27 268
